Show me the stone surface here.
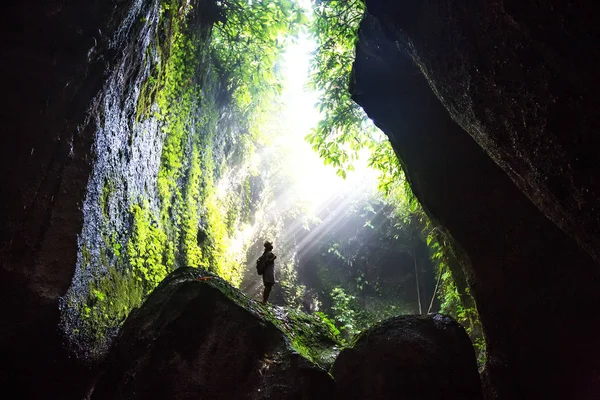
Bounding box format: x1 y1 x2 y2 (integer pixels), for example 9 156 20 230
364 0 600 264
333 314 482 400
90 268 336 400
0 1 137 398
352 14 600 399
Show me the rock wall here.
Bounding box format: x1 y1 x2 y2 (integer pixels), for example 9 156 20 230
0 1 137 398
364 0 600 264
352 14 600 400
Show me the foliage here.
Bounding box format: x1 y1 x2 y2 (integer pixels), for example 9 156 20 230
326 284 412 344
330 287 361 339
155 10 202 216
200 188 245 285
435 246 487 367
212 0 306 116
306 0 371 179
278 308 341 368
151 0 265 289
181 145 204 268
314 311 340 337
278 257 308 309
77 267 144 353
73 202 171 356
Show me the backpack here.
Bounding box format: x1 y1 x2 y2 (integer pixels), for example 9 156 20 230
256 255 267 275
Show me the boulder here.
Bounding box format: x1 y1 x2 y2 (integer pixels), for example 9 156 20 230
333 314 482 400
90 267 337 400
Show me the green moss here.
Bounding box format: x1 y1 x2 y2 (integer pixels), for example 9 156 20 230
128 203 173 289
76 202 172 352
100 179 115 219
81 245 91 272
155 28 200 211
277 308 341 369
188 268 341 370
78 267 144 351
200 190 237 280
181 145 203 267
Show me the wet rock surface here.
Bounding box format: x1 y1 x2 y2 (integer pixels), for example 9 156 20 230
333 314 482 400
90 267 336 400
352 14 600 400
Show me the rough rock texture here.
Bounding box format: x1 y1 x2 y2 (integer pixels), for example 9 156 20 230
364 0 600 264
352 15 600 400
0 1 137 398
333 314 482 400
90 268 336 400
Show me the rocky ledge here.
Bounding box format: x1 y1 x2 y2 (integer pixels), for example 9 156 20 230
89 267 481 399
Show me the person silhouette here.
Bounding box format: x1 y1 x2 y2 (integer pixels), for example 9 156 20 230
259 241 276 304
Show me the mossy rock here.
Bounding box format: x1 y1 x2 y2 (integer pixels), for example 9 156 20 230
90 267 337 399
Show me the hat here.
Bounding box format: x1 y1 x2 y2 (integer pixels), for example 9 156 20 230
264 241 273 249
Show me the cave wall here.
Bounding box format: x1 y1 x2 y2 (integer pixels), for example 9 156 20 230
352 14 600 400
0 0 265 395
364 0 600 264
0 1 138 398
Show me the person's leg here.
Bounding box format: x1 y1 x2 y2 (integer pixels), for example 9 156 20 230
262 283 273 304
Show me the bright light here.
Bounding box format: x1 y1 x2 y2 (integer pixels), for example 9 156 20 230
277 33 380 214
221 24 383 277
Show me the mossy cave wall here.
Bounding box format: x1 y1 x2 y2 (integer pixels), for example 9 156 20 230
1 0 260 395
59 0 261 359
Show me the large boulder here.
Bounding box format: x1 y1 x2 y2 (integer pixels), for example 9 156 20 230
333 314 482 400
352 15 600 399
90 268 337 400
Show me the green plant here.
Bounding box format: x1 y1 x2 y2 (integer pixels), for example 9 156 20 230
212 0 306 116
314 311 340 338
76 266 144 357
306 0 372 178
330 287 360 338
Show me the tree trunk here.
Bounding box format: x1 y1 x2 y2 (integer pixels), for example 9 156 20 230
413 247 422 314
